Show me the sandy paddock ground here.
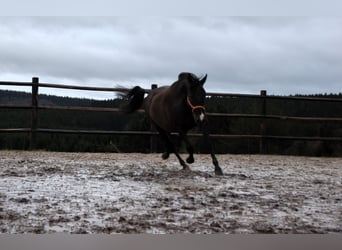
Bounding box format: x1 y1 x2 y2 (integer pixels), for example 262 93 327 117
0 151 341 233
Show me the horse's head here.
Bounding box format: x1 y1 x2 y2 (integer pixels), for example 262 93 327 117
179 72 208 125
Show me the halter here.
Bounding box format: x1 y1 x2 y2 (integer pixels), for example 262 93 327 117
187 96 206 113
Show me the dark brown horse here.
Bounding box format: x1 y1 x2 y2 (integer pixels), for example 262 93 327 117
121 72 223 175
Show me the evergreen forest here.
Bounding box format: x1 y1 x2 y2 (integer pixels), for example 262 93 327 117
1 90 341 156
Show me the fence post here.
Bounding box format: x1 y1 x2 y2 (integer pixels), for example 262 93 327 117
30 77 39 150
150 84 158 153
259 90 267 154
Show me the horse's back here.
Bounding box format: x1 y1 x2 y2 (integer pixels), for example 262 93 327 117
145 86 169 111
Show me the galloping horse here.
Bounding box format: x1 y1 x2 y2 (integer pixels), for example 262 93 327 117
121 72 223 175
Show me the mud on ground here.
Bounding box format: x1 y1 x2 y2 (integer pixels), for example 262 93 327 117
0 151 341 233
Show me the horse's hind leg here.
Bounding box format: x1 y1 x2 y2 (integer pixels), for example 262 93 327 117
156 127 190 171
162 151 170 160
180 133 194 164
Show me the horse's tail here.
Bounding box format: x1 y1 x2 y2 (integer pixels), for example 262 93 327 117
120 86 146 113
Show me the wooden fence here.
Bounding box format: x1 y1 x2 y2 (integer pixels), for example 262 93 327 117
1 77 342 153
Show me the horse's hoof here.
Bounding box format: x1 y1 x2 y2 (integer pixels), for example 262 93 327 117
186 156 194 164
182 164 191 172
215 168 223 176
162 152 169 160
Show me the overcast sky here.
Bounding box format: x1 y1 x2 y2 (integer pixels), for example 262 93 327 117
0 17 341 99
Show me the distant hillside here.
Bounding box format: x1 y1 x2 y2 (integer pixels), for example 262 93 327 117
0 89 102 107
0 89 341 156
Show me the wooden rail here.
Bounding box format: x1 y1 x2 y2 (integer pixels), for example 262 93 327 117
1 77 342 152
2 104 342 122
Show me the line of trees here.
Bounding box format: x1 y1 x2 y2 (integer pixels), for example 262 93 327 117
1 90 341 156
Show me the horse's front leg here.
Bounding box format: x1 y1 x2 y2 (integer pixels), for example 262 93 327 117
200 124 223 176
180 132 194 164
210 148 223 176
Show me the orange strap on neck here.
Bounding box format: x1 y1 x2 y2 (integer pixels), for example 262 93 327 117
187 96 206 112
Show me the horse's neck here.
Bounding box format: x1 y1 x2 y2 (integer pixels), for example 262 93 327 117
168 81 187 99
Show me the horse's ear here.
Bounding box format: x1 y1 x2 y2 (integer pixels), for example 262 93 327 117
199 74 207 85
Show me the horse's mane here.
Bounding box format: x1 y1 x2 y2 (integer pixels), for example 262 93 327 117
178 72 200 81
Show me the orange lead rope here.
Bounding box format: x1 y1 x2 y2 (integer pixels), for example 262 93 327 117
187 96 206 112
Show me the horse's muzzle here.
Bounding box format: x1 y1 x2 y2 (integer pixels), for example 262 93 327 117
193 110 207 125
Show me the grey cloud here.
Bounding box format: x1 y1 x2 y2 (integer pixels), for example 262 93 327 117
0 17 341 98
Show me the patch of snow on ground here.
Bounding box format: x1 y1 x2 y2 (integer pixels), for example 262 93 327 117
0 152 341 233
